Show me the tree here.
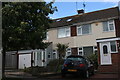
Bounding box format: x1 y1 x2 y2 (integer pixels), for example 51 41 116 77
55 43 68 72
2 2 57 78
56 43 69 59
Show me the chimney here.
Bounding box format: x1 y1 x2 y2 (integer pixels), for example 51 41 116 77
77 9 84 14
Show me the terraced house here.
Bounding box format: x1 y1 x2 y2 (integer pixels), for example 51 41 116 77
44 6 120 59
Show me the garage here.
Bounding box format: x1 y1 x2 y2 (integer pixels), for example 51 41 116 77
19 54 31 69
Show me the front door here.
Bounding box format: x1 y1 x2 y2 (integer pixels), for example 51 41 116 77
100 42 112 65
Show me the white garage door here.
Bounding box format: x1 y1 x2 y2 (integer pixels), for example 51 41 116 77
19 54 31 69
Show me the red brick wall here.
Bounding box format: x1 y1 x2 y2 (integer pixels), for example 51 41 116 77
98 53 119 73
97 42 100 65
71 26 77 37
114 19 120 37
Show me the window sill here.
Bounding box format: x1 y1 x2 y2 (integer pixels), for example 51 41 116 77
77 33 92 36
111 51 118 53
57 36 70 39
102 30 115 33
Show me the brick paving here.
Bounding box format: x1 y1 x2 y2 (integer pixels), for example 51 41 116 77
91 73 118 78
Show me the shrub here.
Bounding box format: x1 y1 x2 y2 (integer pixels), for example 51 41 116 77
47 59 64 72
24 66 47 75
87 53 98 70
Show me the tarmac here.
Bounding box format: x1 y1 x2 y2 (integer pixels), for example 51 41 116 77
5 70 120 80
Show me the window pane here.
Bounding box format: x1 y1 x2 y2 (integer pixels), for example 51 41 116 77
53 53 56 59
103 21 108 31
94 51 98 54
66 28 70 37
79 48 82 50
67 48 71 51
109 24 114 31
37 52 41 60
82 24 91 34
58 28 65 38
83 46 93 56
94 46 97 49
109 20 113 24
66 52 71 56
79 52 83 56
77 26 82 35
103 45 108 54
110 41 117 52
48 55 50 58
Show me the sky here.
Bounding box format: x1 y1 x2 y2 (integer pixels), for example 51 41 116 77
49 2 118 19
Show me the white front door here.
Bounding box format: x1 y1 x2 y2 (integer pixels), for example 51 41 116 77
100 42 112 65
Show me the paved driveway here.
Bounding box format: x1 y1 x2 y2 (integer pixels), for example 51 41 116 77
5 70 119 80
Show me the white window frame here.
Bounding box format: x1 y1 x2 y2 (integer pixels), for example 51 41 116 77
77 26 82 35
109 41 118 53
66 48 71 57
48 52 51 59
78 47 84 56
77 24 91 36
93 46 98 54
58 27 70 38
53 50 57 59
103 20 115 32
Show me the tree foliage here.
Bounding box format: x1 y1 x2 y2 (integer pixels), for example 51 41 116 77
2 2 57 51
56 43 69 59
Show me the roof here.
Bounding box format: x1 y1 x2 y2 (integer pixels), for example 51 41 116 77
50 7 119 28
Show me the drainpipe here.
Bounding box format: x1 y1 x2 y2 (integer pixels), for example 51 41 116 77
117 2 120 79
118 41 120 79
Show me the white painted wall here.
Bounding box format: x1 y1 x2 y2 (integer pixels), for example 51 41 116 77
44 21 116 49
19 54 31 69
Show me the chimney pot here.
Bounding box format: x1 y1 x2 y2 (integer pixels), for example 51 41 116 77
77 9 84 14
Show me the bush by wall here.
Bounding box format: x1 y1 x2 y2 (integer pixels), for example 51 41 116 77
87 53 98 70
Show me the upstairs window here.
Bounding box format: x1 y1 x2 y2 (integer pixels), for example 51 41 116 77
58 27 70 38
77 24 91 35
103 20 115 32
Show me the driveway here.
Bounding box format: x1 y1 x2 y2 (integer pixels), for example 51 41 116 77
5 70 119 80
